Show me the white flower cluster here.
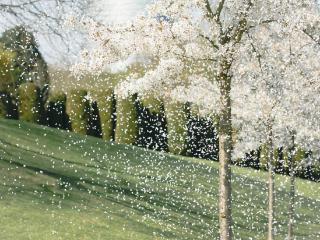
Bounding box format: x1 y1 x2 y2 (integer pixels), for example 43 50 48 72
72 0 320 158
170 75 219 116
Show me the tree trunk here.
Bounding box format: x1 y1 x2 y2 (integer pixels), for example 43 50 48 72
267 122 275 240
218 71 233 240
287 169 295 240
287 135 296 240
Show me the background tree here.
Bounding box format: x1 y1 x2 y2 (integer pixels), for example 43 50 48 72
0 44 18 118
0 0 93 65
231 15 320 239
1 26 50 103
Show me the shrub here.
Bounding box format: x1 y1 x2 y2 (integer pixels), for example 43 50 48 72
115 95 138 145
274 148 282 173
0 92 9 118
136 95 167 151
186 110 218 160
259 144 268 170
46 92 69 129
66 89 90 135
0 26 50 103
259 144 284 171
164 101 188 155
0 46 19 119
140 95 163 114
309 164 320 182
18 82 41 123
87 101 103 138
92 89 115 141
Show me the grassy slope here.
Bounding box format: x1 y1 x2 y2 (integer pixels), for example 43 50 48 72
0 119 319 240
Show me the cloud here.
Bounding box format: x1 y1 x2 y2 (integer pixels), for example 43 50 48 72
97 0 152 23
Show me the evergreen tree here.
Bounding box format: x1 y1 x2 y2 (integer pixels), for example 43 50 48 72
0 26 49 103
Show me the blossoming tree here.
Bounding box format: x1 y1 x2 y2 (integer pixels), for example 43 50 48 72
73 0 320 239
232 25 320 239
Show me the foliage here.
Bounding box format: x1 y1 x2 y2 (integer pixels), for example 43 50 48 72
18 82 42 123
0 45 20 119
0 26 50 103
140 94 163 115
66 89 90 135
0 45 17 92
91 89 115 140
87 101 103 138
46 92 69 130
115 95 138 145
136 97 167 151
164 101 188 155
187 113 218 160
0 92 9 118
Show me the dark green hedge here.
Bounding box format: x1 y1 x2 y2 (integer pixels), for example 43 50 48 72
46 92 69 130
115 95 138 145
186 113 218 160
136 96 167 151
0 92 9 118
18 82 41 123
66 89 90 135
87 101 103 138
243 145 320 181
164 101 188 155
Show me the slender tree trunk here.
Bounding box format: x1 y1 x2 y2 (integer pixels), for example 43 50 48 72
267 122 275 240
287 169 295 240
218 70 233 240
287 134 296 240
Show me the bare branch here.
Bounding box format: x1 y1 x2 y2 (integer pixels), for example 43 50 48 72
213 0 225 25
199 33 219 49
203 0 215 19
302 29 320 46
246 32 262 72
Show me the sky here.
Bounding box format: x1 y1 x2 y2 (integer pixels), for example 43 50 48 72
97 0 152 24
0 0 152 66
57 0 152 66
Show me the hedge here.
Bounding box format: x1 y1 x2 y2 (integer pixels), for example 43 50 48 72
115 95 138 145
140 94 163 115
46 92 69 129
0 92 9 118
66 89 90 135
164 101 188 155
18 82 41 123
92 89 115 141
87 101 103 138
136 96 167 151
187 113 218 160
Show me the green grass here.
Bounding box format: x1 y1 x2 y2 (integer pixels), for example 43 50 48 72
0 118 319 240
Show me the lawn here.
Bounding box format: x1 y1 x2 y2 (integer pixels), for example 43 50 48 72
0 118 319 239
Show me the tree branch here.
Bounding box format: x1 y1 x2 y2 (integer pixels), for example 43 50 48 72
199 33 219 49
203 0 215 19
302 29 320 46
246 32 263 73
231 0 253 43
213 0 226 25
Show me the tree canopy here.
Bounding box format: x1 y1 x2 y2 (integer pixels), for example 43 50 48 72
0 26 49 102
